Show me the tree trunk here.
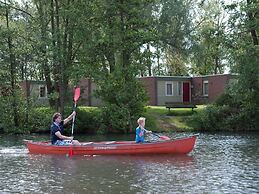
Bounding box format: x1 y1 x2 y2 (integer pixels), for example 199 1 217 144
37 0 55 107
147 44 152 76
54 0 65 115
157 46 161 76
247 0 258 45
50 0 60 111
6 6 19 127
214 56 219 74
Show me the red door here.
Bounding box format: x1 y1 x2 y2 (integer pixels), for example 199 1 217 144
183 82 190 103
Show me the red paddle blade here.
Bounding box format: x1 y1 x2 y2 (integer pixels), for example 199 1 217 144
159 136 170 140
74 87 80 102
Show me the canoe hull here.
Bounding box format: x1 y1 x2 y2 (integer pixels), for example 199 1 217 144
25 135 197 155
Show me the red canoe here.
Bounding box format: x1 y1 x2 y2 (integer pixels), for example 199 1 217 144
25 135 197 155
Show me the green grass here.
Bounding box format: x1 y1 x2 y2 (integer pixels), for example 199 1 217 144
143 105 205 132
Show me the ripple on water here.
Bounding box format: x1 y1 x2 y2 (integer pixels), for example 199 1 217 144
0 133 258 194
0 146 28 157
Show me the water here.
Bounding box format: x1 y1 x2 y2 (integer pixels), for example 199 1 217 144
0 133 258 193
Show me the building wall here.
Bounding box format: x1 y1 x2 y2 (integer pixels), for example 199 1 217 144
191 77 208 104
157 81 183 105
192 74 233 104
19 74 235 107
156 77 191 105
90 82 103 107
20 80 49 105
139 77 157 106
208 75 229 102
78 78 91 106
78 78 103 107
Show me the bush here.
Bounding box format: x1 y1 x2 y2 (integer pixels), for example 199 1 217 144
27 107 54 133
74 107 101 134
189 104 258 131
28 106 102 134
215 93 233 106
214 92 242 108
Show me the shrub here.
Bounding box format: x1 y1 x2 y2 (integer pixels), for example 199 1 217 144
74 107 101 134
189 104 258 131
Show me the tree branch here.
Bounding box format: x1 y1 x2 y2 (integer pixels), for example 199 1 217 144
0 1 33 17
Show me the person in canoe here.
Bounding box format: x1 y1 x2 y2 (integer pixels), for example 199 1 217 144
135 117 152 143
51 111 81 145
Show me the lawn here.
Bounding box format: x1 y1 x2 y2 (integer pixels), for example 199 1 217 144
143 105 205 132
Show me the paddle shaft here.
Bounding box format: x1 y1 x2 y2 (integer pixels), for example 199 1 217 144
151 132 161 138
71 87 80 136
144 128 170 140
143 128 159 137
71 102 77 135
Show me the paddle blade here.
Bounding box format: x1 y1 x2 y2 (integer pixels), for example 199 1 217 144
73 87 81 102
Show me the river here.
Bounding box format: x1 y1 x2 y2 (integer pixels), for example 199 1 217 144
0 132 258 193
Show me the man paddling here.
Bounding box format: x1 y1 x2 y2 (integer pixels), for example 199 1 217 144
51 112 81 146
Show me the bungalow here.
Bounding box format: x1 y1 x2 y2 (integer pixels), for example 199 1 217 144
20 80 49 105
141 74 236 105
20 74 236 106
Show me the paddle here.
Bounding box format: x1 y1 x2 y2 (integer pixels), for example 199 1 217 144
144 129 170 141
69 87 80 157
151 132 170 141
71 87 80 135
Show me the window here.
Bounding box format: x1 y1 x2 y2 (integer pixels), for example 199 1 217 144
166 82 173 96
39 86 47 98
203 80 208 96
178 82 182 96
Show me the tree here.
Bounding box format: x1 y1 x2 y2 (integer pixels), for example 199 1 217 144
0 0 35 130
190 0 228 75
229 0 259 130
157 0 192 76
70 0 155 132
196 0 259 131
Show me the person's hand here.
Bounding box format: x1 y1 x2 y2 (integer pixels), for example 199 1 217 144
69 136 74 140
68 111 76 121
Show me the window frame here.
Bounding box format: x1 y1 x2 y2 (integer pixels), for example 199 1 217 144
203 80 209 96
177 81 182 96
165 82 173 96
39 85 47 99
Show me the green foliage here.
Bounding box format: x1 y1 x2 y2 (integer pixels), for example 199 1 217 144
1 0 258 133
190 101 258 132
70 0 155 133
75 107 101 134
0 90 33 134
214 92 241 108
190 0 228 75
27 107 54 132
189 105 240 131
96 69 148 133
191 0 259 132
1 105 102 134
157 0 192 76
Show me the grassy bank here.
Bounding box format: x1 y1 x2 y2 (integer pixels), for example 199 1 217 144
143 105 205 132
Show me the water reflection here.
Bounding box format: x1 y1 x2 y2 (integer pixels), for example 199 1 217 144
93 154 195 167
16 154 195 193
